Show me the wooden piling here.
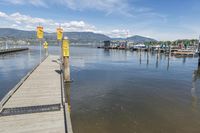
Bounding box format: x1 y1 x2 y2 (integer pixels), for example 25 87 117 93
63 57 70 82
62 37 70 82
169 44 171 56
198 38 200 66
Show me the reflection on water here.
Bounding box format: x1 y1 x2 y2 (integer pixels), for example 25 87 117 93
191 64 200 112
0 46 46 100
68 48 200 133
1 46 200 133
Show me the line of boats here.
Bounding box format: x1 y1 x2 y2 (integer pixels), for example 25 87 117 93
97 41 200 57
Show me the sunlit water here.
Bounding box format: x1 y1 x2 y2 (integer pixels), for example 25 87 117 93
0 46 45 100
0 46 200 133
69 47 200 133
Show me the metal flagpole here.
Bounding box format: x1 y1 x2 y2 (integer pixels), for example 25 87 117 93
37 25 44 63
57 25 63 63
40 40 42 63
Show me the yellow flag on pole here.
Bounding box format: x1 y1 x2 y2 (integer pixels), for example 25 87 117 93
37 26 44 39
43 41 48 49
57 27 63 40
62 39 69 57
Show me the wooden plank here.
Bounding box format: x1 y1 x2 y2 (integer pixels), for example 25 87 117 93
0 56 48 111
0 111 65 133
0 55 66 133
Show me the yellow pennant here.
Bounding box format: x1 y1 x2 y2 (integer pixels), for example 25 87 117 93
43 41 48 49
37 26 44 39
62 39 69 57
57 27 63 40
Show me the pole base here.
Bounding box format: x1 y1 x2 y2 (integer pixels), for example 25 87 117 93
64 80 74 83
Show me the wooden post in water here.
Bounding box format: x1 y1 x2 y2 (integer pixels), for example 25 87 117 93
148 45 150 52
197 35 200 66
169 44 171 57
147 51 149 66
62 37 70 82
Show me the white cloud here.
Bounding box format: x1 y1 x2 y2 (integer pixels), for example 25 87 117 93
63 0 132 16
0 10 199 40
5 0 47 7
0 11 134 38
0 11 96 32
0 12 8 17
61 21 96 32
4 0 149 17
106 29 129 38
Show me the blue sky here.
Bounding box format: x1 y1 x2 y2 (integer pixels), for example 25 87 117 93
0 0 200 40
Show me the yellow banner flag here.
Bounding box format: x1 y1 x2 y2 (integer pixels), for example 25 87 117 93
62 39 69 57
37 26 44 39
57 27 63 40
43 41 48 49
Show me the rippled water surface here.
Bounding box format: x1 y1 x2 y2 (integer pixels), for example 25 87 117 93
0 46 200 133
0 46 44 100
69 47 200 133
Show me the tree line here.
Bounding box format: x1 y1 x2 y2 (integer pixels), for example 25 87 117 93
144 39 198 46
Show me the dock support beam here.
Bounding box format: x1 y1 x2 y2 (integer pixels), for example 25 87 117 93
63 57 70 82
169 44 171 57
62 37 71 82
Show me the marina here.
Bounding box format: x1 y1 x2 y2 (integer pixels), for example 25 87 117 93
98 40 200 57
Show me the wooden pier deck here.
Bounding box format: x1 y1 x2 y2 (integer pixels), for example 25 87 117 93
172 51 196 56
0 55 72 133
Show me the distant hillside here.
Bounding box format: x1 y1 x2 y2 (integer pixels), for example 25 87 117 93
63 32 110 43
0 28 36 39
0 28 156 44
112 35 156 43
0 28 110 43
127 35 157 43
111 38 126 41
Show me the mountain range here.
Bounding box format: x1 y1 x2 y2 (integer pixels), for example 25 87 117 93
0 28 156 43
112 35 157 43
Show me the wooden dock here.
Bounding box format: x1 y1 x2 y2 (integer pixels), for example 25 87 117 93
172 50 196 56
0 48 29 54
0 55 73 133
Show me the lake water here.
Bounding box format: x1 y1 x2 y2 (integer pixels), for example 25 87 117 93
0 46 200 133
0 46 44 100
